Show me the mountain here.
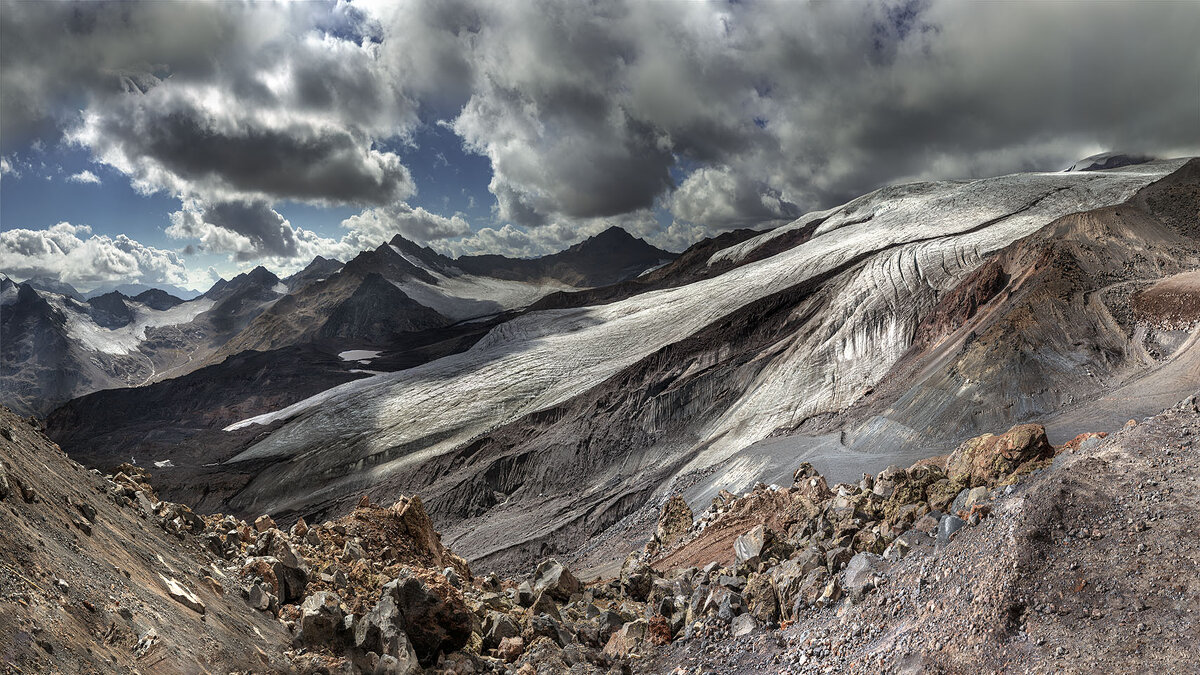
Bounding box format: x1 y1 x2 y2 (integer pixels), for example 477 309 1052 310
120 158 1192 577
207 227 670 361
84 281 202 300
284 255 344 291
452 226 677 287
0 267 291 416
21 275 84 300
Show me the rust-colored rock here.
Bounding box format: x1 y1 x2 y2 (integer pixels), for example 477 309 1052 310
946 424 1055 487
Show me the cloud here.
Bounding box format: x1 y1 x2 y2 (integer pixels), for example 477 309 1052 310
66 169 101 184
341 203 471 244
3 0 1197 257
0 222 189 290
671 166 799 232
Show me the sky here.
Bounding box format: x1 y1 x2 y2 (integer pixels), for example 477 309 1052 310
1 0 1197 293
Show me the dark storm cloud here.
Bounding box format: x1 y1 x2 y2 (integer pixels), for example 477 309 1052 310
3 0 1198 259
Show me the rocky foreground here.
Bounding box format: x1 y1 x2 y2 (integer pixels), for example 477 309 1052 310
2 396 1198 673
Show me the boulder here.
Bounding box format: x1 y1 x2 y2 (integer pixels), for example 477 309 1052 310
946 424 1054 487
938 515 967 543
299 592 344 647
529 590 562 621
496 636 525 662
160 576 204 614
254 514 276 532
482 611 521 649
842 553 887 598
380 572 472 664
734 525 767 568
743 573 779 623
655 494 693 548
731 613 757 637
825 546 854 572
532 559 580 601
602 620 648 658
619 554 653 602
355 595 407 657
796 568 831 610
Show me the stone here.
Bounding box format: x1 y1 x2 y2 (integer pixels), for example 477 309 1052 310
735 524 767 568
254 514 276 532
825 546 854 572
731 613 757 637
938 515 967 543
912 514 940 535
517 580 535 607
342 539 366 562
373 650 421 675
482 611 520 649
770 560 810 621
602 620 648 658
356 595 406 657
160 575 204 614
743 572 779 623
529 589 562 621
290 517 308 539
655 494 694 548
793 462 819 483
248 582 275 611
268 532 304 569
946 424 1054 487
620 554 654 602
797 568 831 609
299 592 344 647
533 559 580 601
380 572 472 664
442 567 462 589
843 553 887 598
496 636 525 662
0 463 9 501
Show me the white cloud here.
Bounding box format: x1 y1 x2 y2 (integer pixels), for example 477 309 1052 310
0 222 190 290
66 169 101 184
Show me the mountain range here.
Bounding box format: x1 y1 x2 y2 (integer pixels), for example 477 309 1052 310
16 156 1194 579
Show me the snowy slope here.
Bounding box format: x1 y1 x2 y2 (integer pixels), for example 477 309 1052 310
225 160 1184 502
46 295 215 355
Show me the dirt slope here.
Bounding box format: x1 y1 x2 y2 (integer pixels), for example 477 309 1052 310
0 407 293 673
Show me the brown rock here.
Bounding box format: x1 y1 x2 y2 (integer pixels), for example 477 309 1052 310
497 636 525 662
648 615 673 645
254 514 276 532
946 423 1055 487
655 494 693 548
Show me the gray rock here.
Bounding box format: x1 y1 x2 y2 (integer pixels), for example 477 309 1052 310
356 595 406 656
299 592 344 647
938 515 967 543
482 611 520 649
842 553 887 598
533 559 581 601
731 613 758 637
248 582 275 611
735 525 766 568
441 567 462 589
517 580 535 607
620 555 654 602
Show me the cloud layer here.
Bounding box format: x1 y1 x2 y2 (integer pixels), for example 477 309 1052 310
2 0 1197 275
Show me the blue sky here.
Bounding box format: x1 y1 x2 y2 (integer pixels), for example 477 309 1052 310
1 0 1196 292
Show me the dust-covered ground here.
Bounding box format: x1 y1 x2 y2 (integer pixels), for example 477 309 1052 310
638 396 1200 674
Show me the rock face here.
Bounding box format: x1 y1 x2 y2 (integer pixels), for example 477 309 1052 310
946 423 1054 487
298 592 344 647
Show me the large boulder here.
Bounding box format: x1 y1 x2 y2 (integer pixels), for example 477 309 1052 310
380 571 472 664
946 424 1054 487
842 553 887 599
602 620 648 658
532 559 580 601
655 494 694 548
299 592 345 648
620 554 653 602
355 595 408 658
742 573 779 624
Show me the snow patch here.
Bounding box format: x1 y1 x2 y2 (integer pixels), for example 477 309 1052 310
338 350 381 362
51 297 216 355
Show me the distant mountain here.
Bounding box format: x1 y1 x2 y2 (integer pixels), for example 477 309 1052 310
1 267 290 415
133 288 185 310
22 276 84 301
84 282 202 301
283 255 344 291
1065 151 1153 172
452 226 676 287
